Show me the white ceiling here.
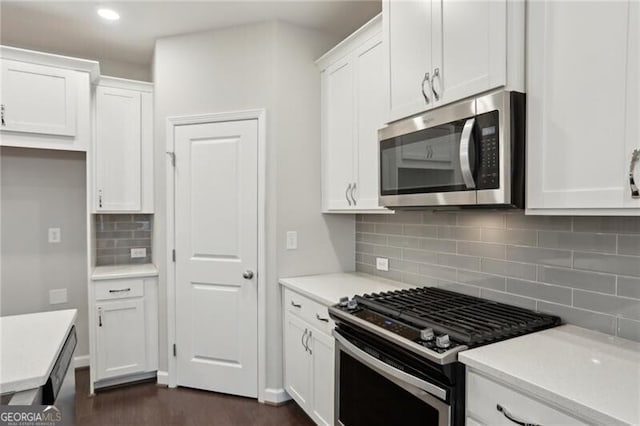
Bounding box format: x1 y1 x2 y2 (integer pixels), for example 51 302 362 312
0 1 381 69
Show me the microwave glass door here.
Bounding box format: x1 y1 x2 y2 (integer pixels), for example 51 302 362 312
380 118 474 196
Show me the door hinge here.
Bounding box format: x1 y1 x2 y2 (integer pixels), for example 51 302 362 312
172 249 176 262
166 151 176 167
173 343 177 357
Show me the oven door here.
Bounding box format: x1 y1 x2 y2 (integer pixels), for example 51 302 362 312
379 97 477 208
334 331 451 426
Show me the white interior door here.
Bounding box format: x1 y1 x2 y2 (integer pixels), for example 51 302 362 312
174 118 258 398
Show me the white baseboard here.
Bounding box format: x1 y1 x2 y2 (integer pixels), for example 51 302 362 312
74 355 90 369
263 388 291 405
156 370 169 386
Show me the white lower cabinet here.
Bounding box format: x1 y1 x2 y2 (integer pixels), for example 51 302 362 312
283 290 335 425
466 370 589 426
92 276 158 386
96 299 146 380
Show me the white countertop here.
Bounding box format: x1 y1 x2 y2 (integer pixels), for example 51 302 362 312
92 263 158 280
459 325 640 426
0 309 77 394
279 272 415 306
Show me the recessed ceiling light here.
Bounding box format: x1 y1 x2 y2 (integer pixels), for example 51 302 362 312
97 8 120 21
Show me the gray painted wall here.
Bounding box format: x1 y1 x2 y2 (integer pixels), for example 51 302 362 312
1 147 89 357
356 211 640 342
153 21 354 389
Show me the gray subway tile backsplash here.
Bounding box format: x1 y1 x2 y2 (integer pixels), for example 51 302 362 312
617 276 640 299
355 211 640 342
95 214 152 266
538 231 617 253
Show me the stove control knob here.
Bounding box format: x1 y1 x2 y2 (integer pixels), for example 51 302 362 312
339 297 349 307
347 299 358 310
420 328 435 341
436 334 451 349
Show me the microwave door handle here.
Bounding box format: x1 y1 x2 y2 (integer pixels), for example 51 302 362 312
460 118 476 189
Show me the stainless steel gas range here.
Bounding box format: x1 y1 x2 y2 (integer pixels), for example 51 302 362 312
329 287 561 426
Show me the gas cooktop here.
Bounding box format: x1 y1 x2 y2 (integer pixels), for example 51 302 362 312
329 286 561 364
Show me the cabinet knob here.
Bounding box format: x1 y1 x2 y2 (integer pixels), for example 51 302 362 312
243 270 254 280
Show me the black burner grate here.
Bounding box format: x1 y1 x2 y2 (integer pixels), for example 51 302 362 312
355 286 561 346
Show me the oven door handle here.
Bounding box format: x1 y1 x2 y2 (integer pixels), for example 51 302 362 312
333 331 448 401
459 117 476 189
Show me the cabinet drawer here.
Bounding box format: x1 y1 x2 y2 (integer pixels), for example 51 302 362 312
467 370 588 426
94 278 144 301
284 289 334 334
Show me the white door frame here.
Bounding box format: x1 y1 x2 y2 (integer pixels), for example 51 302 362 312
165 109 267 402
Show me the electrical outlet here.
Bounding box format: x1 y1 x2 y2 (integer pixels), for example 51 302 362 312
49 289 67 305
286 231 298 250
48 228 61 243
376 257 389 272
130 248 147 258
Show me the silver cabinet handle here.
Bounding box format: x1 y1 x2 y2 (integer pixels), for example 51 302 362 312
301 329 308 352
630 149 639 198
431 68 441 101
421 72 431 104
345 183 352 206
1 104 5 126
460 118 477 189
243 270 254 280
316 313 329 323
305 330 313 355
98 308 103 327
290 300 302 308
350 182 357 206
108 288 131 293
497 404 540 426
98 189 103 208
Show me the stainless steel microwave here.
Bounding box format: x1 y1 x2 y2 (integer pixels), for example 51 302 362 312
379 90 525 209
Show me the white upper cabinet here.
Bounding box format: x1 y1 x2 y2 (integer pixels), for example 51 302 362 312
94 77 154 213
527 0 639 214
0 46 98 151
1 60 77 136
384 0 523 123
323 56 355 211
384 0 432 122
319 14 392 214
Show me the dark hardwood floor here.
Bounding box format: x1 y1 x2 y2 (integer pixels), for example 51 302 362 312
75 369 314 426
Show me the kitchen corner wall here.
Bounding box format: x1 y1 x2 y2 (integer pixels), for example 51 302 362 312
0 147 89 357
154 21 355 390
356 211 640 342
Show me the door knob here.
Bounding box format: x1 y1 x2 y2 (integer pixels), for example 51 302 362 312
243 270 254 280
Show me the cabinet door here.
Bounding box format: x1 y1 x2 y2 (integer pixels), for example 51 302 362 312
625 0 640 208
95 86 142 211
283 312 312 409
309 329 335 426
433 0 506 107
527 0 630 209
323 57 355 211
384 0 433 122
354 33 387 211
95 299 147 381
0 60 76 136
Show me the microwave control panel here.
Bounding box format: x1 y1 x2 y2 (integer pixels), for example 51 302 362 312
476 111 500 189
